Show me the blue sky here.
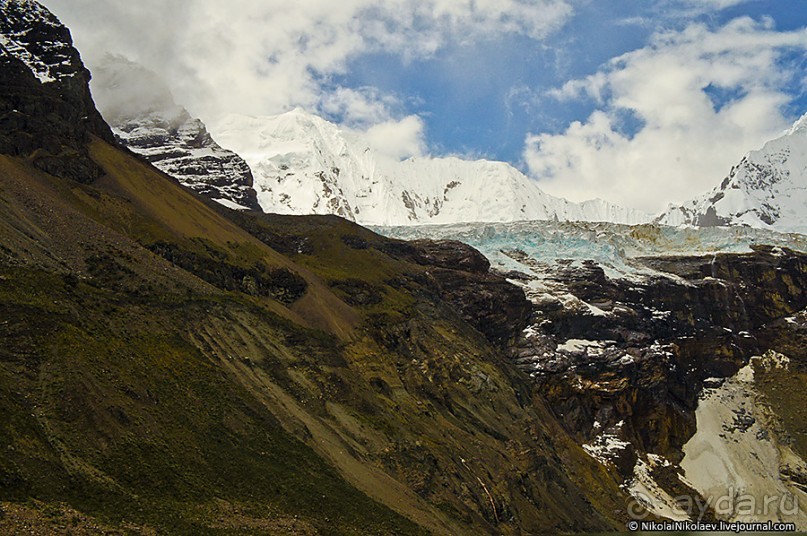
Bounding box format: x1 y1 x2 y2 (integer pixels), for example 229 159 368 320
46 0 807 212
330 1 807 163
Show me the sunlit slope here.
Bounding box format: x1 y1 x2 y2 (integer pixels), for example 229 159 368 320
33 137 359 338
0 143 628 533
0 152 420 534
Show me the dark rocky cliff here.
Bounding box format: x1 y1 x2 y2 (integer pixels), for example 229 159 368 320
0 0 113 181
511 244 807 474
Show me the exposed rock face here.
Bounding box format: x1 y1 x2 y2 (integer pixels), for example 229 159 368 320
426 267 532 347
0 0 113 181
408 239 491 274
90 55 259 209
381 238 531 347
379 221 807 524
510 246 807 468
113 106 260 209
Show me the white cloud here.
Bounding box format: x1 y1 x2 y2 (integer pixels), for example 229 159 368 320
525 18 807 213
681 0 751 9
357 115 427 160
321 88 427 159
319 87 404 127
44 0 573 153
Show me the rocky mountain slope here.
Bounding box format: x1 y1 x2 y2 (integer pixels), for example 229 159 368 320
210 110 652 226
658 114 807 234
3 1 805 533
383 221 807 528
89 54 259 210
1 2 633 533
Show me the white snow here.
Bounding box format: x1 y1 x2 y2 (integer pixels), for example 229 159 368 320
658 112 807 234
557 339 603 353
582 432 630 465
209 110 652 226
213 198 250 211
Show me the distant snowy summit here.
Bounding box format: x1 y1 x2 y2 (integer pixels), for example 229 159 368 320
658 113 807 234
209 109 651 226
90 55 259 210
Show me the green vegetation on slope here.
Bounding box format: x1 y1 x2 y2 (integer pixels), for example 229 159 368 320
0 143 626 534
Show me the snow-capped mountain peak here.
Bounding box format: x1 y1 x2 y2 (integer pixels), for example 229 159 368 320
658 113 807 233
787 111 807 136
210 109 651 226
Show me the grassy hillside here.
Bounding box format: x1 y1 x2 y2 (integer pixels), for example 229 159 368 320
0 141 627 534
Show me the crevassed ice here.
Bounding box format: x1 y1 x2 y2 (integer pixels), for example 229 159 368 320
374 221 807 278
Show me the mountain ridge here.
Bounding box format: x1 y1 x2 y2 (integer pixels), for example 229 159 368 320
658 113 807 234
210 109 653 226
90 54 260 210
0 2 630 533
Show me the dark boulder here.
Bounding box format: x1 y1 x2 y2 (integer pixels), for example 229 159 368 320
409 239 491 274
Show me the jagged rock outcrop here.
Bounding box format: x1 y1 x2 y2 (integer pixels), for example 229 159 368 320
377 238 531 346
0 0 113 181
408 239 491 274
90 55 259 209
426 267 532 348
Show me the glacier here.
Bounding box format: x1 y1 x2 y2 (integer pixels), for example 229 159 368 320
374 220 807 279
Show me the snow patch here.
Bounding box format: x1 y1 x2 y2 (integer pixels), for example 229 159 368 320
582 432 630 466
213 198 251 211
557 339 601 353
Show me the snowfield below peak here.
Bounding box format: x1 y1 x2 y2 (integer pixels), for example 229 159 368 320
210 110 652 226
